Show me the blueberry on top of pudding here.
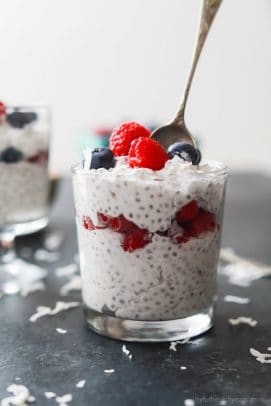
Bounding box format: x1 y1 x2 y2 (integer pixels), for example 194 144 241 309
167 142 201 165
85 148 115 170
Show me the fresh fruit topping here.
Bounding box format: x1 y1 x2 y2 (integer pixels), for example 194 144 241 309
122 228 151 252
187 209 216 237
176 200 199 224
110 122 151 156
0 101 6 116
98 213 134 233
82 216 96 230
6 111 37 129
128 137 169 170
28 150 49 164
167 142 201 165
0 147 24 163
88 148 115 170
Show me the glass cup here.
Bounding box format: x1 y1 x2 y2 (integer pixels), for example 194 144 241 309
72 161 228 342
0 105 51 294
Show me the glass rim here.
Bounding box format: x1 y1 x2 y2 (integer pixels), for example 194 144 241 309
5 104 51 109
71 160 228 177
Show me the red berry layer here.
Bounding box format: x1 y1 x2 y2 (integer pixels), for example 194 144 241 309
82 200 218 252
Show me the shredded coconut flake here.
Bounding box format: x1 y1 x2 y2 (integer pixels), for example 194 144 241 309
56 328 67 334
83 148 93 170
55 394 72 405
44 232 63 251
184 399 195 406
60 276 81 296
34 249 60 263
44 392 56 399
169 338 192 351
104 369 115 374
220 247 271 287
75 380 86 388
250 347 271 364
1 384 35 406
228 316 258 327
55 264 78 278
224 295 250 304
29 301 80 323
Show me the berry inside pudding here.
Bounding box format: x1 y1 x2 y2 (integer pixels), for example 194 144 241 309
0 103 50 228
72 121 227 340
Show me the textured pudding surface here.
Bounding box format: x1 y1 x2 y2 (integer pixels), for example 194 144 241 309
73 158 226 321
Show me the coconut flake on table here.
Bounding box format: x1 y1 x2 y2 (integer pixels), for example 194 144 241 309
75 380 86 388
184 399 195 406
56 328 67 334
34 249 60 263
228 316 258 327
44 232 63 251
44 392 56 399
55 264 78 278
220 247 271 287
104 369 115 374
250 347 271 364
55 393 73 405
2 258 47 297
122 344 132 359
29 301 80 323
169 338 192 351
1 384 35 406
224 295 250 304
60 275 82 296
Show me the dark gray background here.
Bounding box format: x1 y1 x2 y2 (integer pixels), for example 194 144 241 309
0 173 271 406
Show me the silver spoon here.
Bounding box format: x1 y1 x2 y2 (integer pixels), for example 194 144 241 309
151 0 223 150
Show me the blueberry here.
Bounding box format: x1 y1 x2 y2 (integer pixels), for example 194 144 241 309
6 111 37 129
89 148 115 170
0 147 24 163
167 142 201 165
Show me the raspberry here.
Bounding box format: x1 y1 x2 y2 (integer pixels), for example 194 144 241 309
110 122 150 156
128 137 168 170
28 150 49 164
122 228 151 252
176 200 199 224
82 216 96 230
98 213 135 233
0 101 6 116
187 209 216 237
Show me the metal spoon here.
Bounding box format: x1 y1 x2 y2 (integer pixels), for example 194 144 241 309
151 0 223 150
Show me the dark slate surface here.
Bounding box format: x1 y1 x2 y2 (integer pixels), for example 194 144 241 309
0 173 271 406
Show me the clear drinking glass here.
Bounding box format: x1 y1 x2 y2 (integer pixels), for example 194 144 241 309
72 162 228 342
0 105 51 294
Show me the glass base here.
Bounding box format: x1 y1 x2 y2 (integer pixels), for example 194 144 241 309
84 306 214 342
13 215 49 236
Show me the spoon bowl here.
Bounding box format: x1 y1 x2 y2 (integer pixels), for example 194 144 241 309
151 123 197 150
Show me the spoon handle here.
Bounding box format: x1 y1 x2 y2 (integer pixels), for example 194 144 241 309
173 0 223 126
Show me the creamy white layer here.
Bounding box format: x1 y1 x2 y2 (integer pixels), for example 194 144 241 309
74 157 226 233
78 226 220 321
0 123 48 157
0 161 49 226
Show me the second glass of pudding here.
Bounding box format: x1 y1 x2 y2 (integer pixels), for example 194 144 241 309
73 155 227 342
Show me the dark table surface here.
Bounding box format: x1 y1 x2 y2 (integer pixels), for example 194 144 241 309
1 173 271 406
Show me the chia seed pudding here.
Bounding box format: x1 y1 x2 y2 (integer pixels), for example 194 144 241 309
73 131 227 325
0 104 50 227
